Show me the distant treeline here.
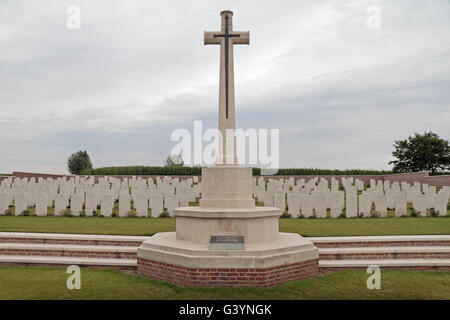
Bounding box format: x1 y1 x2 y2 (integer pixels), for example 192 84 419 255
80 166 402 176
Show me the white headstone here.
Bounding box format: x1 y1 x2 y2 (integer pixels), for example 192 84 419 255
85 191 98 217
119 193 131 217
374 194 387 217
346 194 357 218
264 191 274 207
164 193 178 217
329 192 342 218
100 193 114 217
300 195 313 218
133 192 148 218
35 192 48 216
394 193 407 217
287 193 300 218
358 194 371 217
54 193 67 216
70 193 83 217
273 193 286 213
0 192 9 213
313 193 327 218
150 193 164 218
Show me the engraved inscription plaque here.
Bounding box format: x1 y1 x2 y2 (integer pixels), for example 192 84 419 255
209 235 245 250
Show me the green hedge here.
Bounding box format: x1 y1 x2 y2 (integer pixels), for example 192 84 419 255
430 172 450 176
272 168 393 176
81 166 394 176
81 166 202 176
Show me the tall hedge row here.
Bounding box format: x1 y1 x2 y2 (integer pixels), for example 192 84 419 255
430 171 450 176
81 166 394 176
81 166 202 176
273 168 393 176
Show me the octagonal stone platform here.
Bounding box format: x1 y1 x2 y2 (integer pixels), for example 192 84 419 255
137 232 319 287
136 166 320 287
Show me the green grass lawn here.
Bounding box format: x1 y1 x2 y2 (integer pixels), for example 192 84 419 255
0 266 448 300
0 215 449 237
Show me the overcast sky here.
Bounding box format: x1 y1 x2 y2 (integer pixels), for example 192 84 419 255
0 0 449 174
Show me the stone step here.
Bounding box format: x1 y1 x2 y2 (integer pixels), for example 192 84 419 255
319 259 450 271
0 232 148 247
319 246 450 260
0 255 137 270
308 235 450 248
0 243 138 259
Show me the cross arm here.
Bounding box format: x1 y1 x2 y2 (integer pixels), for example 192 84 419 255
204 31 250 45
204 31 221 45
233 31 250 45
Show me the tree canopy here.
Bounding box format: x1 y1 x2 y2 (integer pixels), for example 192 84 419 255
164 153 184 167
67 150 93 175
388 132 450 174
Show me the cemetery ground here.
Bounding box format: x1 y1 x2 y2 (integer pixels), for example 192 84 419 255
1 197 449 300
1 214 450 237
0 198 449 236
0 266 448 299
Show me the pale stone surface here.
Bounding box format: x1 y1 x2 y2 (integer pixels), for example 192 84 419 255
54 194 67 216
0 193 9 213
287 193 300 218
174 206 280 244
119 193 131 217
35 193 48 216
204 11 249 165
358 194 371 217
200 167 255 208
436 193 448 217
138 232 318 269
164 193 178 217
313 193 326 218
273 193 286 212
412 193 426 215
70 193 83 217
177 188 189 207
394 193 407 217
300 195 313 218
14 193 27 215
374 194 388 217
100 193 114 217
150 193 164 218
346 194 357 218
133 192 148 218
264 191 274 207
329 192 342 218
85 192 98 217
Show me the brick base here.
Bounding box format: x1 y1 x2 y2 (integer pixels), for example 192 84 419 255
137 257 320 287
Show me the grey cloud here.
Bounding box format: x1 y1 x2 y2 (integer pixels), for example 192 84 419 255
0 0 449 173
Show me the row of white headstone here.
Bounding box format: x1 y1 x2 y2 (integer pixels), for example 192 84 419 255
0 176 201 217
253 177 450 218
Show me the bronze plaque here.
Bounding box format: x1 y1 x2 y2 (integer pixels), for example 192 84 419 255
209 235 245 250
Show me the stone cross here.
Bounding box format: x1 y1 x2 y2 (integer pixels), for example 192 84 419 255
204 10 249 165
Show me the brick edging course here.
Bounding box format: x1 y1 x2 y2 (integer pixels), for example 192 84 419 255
137 257 320 287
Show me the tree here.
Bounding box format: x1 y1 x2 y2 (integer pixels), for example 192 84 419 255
388 132 450 174
67 150 93 175
164 153 184 167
